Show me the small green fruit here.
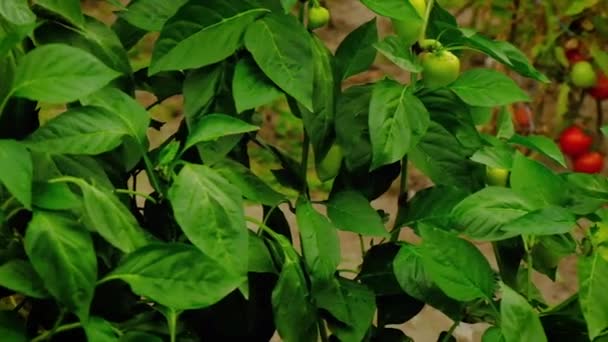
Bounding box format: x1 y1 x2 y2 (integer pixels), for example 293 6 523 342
317 144 343 182
570 61 597 88
391 0 426 46
485 167 509 187
308 6 330 30
420 50 461 88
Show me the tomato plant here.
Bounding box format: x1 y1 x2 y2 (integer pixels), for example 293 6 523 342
559 125 593 157
573 151 605 174
0 1 608 342
571 61 598 88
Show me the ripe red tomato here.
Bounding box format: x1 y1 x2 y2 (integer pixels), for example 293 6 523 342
573 152 604 174
565 49 586 64
559 125 593 157
513 104 531 128
589 72 608 101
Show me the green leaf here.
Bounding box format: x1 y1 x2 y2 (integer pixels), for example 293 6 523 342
185 114 259 151
369 79 429 170
169 164 248 275
280 0 297 12
357 243 402 295
508 134 567 167
317 278 376 342
300 35 336 164
0 311 27 342
183 64 223 125
393 244 464 319
104 243 242 310
150 1 267 74
500 283 547 342
244 13 313 110
482 326 504 342
32 182 79 210
565 0 599 15
452 186 536 241
0 0 35 25
419 224 496 302
25 106 128 155
248 231 276 273
374 36 422 72
496 106 515 139
12 44 120 103
118 0 189 32
232 57 283 113
360 0 423 21
25 211 97 321
34 0 84 27
501 206 576 236
335 84 373 171
395 185 469 230
77 181 150 254
0 259 48 298
272 248 319 342
0 21 35 60
212 159 286 207
470 144 515 169
510 153 566 207
450 69 530 107
409 121 481 191
326 190 388 237
295 197 340 283
85 316 120 342
0 139 32 209
578 252 608 340
335 18 378 80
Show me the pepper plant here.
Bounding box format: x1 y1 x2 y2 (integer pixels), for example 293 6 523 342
0 0 608 341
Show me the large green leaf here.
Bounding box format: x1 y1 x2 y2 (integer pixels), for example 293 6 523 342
316 277 376 342
244 13 313 110
0 259 48 298
0 0 35 25
272 241 319 342
395 185 468 230
212 159 286 207
500 284 547 342
12 44 120 103
419 224 496 301
169 164 248 275
295 197 340 284
103 243 242 310
451 186 536 241
335 84 373 171
326 190 388 237
34 0 84 27
369 79 429 170
501 206 576 236
578 252 608 340
85 316 120 342
25 106 128 155
0 311 27 342
232 57 283 113
374 36 422 72
300 35 336 164
335 18 378 80
184 114 259 151
150 1 268 74
0 139 32 209
508 134 567 168
183 64 223 125
25 211 97 321
118 0 189 32
510 153 566 208
449 69 530 107
360 0 422 21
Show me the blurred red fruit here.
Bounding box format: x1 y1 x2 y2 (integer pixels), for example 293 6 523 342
573 151 604 174
559 125 593 157
513 104 531 128
566 49 586 64
589 72 608 101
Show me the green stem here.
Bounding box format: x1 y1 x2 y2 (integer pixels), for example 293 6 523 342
1 196 15 211
390 156 409 242
166 309 178 342
318 319 329 342
114 189 157 204
300 134 310 198
523 236 535 301
247 216 282 242
440 320 460 342
142 152 164 197
419 0 435 42
31 322 81 342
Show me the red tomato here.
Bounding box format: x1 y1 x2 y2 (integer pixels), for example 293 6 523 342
513 104 531 128
566 49 586 64
589 72 608 101
573 151 604 174
559 125 593 157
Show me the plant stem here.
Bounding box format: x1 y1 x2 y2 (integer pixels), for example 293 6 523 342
114 189 157 204
31 322 81 342
166 309 178 342
441 320 460 342
318 319 329 342
523 236 535 300
597 99 604 143
390 156 409 242
419 0 435 42
0 90 14 120
301 134 310 198
358 234 366 257
142 152 164 197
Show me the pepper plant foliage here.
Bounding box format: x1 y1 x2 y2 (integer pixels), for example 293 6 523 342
1 0 608 341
